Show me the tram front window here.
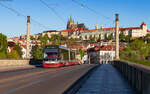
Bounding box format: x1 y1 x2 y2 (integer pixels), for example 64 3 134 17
44 52 58 61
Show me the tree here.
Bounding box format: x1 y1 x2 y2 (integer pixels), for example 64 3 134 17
50 34 60 41
14 44 23 58
91 37 96 41
106 35 112 40
125 35 131 43
30 36 35 40
97 35 101 42
39 34 49 47
7 50 20 59
119 33 125 42
144 34 150 43
79 49 84 59
0 33 8 58
120 39 150 60
37 35 42 40
60 35 66 41
31 45 43 59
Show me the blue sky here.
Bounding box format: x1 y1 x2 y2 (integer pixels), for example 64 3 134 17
0 0 150 37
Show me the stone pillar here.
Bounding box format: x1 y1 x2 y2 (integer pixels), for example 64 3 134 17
115 14 120 59
69 48 71 61
26 16 30 59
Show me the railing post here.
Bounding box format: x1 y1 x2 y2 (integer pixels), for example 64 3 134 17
137 71 142 94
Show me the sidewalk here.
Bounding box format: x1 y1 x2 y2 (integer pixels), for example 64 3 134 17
0 65 37 72
76 64 136 94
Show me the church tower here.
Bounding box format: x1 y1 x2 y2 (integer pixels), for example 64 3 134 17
67 16 74 29
141 22 147 36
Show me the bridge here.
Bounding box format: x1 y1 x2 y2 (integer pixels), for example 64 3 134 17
0 59 150 94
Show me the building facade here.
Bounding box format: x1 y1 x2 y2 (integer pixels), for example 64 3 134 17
80 28 115 40
80 22 149 41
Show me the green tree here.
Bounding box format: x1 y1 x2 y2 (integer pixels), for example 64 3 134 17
120 39 150 60
30 36 35 40
14 44 23 58
97 35 101 42
119 33 125 42
144 34 150 43
79 49 84 59
50 34 60 41
7 50 20 59
39 34 49 47
106 35 112 40
125 35 131 43
60 35 66 41
91 37 96 41
31 45 43 59
37 35 42 40
0 33 8 58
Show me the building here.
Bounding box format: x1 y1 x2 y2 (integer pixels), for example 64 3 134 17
41 30 60 38
121 22 149 38
80 22 149 41
80 27 115 40
87 46 100 64
21 45 27 59
99 45 115 63
67 16 86 30
61 16 87 38
7 41 16 53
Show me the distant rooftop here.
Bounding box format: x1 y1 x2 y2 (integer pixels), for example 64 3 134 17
43 30 59 33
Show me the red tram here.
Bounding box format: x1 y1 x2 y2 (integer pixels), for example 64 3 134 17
42 45 78 67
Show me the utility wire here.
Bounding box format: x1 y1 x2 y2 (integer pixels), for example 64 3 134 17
71 0 114 23
72 0 112 20
40 0 66 25
0 2 48 29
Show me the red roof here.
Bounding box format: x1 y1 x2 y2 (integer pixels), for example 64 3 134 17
120 27 141 31
60 30 69 32
60 29 79 32
60 22 147 33
82 27 116 32
82 27 143 33
141 22 146 26
100 45 115 51
46 45 58 47
100 45 125 51
21 45 26 49
8 41 16 47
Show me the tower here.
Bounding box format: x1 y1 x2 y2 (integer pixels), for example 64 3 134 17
141 22 147 36
26 16 30 59
95 24 98 29
67 16 74 29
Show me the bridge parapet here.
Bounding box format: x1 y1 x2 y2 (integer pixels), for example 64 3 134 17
0 59 42 66
113 60 150 94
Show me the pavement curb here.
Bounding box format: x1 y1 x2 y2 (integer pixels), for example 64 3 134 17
63 64 99 94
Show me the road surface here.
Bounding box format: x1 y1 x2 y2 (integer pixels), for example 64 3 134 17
0 64 96 94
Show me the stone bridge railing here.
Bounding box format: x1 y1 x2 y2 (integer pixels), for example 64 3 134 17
0 59 42 66
113 60 150 94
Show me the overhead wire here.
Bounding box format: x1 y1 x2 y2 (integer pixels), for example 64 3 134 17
71 0 115 27
0 2 48 29
40 0 66 25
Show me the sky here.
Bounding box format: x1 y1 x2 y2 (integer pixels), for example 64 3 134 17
0 0 150 37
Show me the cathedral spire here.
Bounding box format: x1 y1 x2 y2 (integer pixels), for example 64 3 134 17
70 16 73 23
